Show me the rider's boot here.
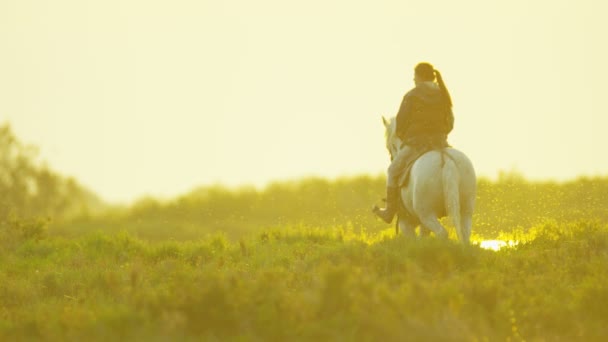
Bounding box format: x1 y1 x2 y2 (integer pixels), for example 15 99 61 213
373 186 400 224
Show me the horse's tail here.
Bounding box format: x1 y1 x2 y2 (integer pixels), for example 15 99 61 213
441 152 464 242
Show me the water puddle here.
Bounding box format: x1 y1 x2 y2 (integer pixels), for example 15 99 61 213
478 240 518 251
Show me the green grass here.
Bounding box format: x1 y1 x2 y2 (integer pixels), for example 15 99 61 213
1 221 607 341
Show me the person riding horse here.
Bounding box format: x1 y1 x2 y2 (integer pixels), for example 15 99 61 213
373 62 454 223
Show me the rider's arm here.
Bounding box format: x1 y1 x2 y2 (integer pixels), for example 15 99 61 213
395 94 415 139
445 107 454 134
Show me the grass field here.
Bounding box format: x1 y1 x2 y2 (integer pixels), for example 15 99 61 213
1 175 608 341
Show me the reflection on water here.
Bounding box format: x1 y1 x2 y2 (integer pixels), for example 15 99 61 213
479 240 518 251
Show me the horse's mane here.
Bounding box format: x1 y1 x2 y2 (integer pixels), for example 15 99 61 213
385 117 396 139
384 116 399 150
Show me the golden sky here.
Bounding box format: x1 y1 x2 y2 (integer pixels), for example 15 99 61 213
1 0 607 203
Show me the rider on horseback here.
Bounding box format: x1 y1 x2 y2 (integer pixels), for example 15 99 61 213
373 62 454 223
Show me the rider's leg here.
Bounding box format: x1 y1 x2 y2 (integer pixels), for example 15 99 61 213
373 145 412 223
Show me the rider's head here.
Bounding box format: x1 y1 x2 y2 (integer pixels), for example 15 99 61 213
414 62 453 108
414 62 435 84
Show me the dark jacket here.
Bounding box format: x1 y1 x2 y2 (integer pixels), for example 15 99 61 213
395 83 454 147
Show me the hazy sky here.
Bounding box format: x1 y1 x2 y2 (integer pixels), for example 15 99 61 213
1 0 607 203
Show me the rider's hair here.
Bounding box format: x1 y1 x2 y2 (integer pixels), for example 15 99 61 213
434 69 453 108
415 62 453 108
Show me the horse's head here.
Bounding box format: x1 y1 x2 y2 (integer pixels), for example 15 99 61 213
382 116 401 161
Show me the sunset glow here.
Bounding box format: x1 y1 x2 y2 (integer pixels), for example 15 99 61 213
2 0 606 202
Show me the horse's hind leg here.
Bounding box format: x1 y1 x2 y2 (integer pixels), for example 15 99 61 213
461 216 472 244
460 196 475 244
418 215 448 239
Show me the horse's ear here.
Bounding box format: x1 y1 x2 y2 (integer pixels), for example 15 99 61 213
382 116 389 127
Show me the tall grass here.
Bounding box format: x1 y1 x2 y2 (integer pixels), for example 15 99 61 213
1 221 606 340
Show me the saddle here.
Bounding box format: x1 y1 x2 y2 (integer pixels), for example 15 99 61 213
396 147 429 188
396 138 451 188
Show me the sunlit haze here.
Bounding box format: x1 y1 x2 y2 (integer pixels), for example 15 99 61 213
1 0 607 203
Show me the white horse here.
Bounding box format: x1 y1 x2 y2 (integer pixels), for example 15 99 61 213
382 116 476 244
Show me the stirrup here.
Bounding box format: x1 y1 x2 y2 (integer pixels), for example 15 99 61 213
372 205 395 224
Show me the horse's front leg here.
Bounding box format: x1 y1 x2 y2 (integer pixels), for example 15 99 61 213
397 215 417 239
419 226 432 238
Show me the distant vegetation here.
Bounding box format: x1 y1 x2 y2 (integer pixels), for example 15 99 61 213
53 172 608 241
0 123 105 222
2 123 608 340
